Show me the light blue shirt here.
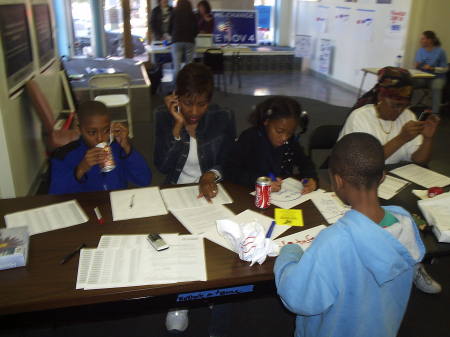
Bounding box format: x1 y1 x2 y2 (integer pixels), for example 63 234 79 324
415 47 448 78
274 206 425 337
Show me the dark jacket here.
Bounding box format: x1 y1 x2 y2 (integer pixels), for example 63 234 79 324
150 5 173 40
224 126 318 188
196 13 215 34
170 7 198 43
49 138 151 194
153 104 236 184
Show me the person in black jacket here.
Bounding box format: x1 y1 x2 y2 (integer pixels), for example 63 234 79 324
170 0 198 80
225 96 318 193
150 0 173 41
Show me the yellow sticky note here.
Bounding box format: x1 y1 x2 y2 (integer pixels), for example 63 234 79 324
275 208 304 227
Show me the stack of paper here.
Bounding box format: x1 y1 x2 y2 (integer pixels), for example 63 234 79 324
390 164 450 188
418 194 450 243
378 175 410 200
76 234 207 290
4 200 88 235
161 184 233 210
110 187 168 221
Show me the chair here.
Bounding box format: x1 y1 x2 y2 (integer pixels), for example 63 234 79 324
308 125 342 169
88 73 133 137
25 79 80 153
203 48 227 93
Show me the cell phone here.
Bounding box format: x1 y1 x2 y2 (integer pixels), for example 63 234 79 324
418 110 431 121
147 234 169 251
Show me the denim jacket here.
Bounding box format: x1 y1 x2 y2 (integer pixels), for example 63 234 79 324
154 104 236 184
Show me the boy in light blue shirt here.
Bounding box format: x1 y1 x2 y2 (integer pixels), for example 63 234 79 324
274 133 425 337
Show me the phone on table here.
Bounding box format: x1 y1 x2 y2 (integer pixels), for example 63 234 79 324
418 110 432 121
147 234 169 251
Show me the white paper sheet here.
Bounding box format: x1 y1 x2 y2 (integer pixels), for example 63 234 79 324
378 175 410 200
204 209 289 252
80 234 207 290
250 178 314 209
171 205 235 234
412 190 450 200
110 187 168 221
274 225 327 251
310 191 350 224
4 200 88 235
76 248 94 289
160 184 233 211
390 164 450 188
418 194 450 243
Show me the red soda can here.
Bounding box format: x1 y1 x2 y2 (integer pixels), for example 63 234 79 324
96 142 116 172
255 176 271 209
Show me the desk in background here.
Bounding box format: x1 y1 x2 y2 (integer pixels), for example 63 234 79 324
358 67 436 97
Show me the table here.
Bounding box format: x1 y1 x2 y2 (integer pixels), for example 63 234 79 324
358 67 436 97
63 58 151 90
0 182 326 317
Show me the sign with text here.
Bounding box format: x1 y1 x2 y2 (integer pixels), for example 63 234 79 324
213 10 257 45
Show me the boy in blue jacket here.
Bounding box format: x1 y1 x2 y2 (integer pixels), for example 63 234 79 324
49 101 151 194
274 133 425 337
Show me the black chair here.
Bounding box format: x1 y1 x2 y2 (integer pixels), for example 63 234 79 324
308 125 342 169
203 48 227 93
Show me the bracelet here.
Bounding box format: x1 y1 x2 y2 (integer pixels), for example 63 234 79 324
174 135 181 141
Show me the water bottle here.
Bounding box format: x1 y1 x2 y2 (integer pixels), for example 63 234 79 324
395 55 402 68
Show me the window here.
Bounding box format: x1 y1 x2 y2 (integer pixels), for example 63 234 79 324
71 0 92 56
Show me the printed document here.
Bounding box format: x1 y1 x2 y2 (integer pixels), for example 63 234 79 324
310 191 350 224
171 205 235 234
390 164 450 188
378 175 410 200
5 200 88 235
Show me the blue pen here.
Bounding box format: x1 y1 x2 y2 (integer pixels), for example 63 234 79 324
268 173 276 181
266 221 276 239
301 178 309 185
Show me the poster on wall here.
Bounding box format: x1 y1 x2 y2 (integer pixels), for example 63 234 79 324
318 38 333 75
315 5 330 34
295 35 313 58
385 10 407 37
33 4 55 69
0 4 34 94
213 10 257 45
334 6 351 34
354 8 376 42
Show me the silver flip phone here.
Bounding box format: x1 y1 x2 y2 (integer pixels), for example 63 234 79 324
147 234 169 251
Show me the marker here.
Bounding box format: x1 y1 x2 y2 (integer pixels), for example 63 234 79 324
60 243 86 265
94 207 104 224
266 221 276 239
129 194 135 208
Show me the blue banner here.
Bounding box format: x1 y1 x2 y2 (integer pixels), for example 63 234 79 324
213 10 257 45
256 6 271 29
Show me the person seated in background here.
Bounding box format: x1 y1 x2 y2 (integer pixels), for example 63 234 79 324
224 96 317 194
150 0 173 41
49 101 151 194
196 0 214 34
414 30 448 115
339 67 440 166
274 133 426 337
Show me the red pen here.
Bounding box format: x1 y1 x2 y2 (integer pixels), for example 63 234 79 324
94 207 104 224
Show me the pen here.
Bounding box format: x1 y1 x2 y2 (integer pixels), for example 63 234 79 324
129 194 135 208
266 221 276 239
60 243 86 265
94 207 104 224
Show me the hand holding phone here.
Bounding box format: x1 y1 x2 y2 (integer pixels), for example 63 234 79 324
418 110 432 121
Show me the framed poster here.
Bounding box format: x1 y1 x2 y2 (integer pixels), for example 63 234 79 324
213 10 257 45
33 3 55 69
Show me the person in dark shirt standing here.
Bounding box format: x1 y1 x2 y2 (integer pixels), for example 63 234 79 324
170 0 198 81
196 0 214 34
150 0 173 41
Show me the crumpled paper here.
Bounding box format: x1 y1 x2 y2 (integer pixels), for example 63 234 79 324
216 219 279 266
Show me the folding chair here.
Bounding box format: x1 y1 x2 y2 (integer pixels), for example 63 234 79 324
203 48 227 93
88 73 133 137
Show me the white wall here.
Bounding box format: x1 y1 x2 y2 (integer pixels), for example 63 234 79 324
295 0 412 91
0 0 60 197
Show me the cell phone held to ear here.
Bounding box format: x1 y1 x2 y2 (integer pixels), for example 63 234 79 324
418 110 432 121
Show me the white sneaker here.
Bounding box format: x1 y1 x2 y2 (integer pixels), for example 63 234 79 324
165 309 189 333
413 263 442 294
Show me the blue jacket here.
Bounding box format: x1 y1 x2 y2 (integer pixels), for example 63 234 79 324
49 138 151 194
153 104 236 184
274 206 425 337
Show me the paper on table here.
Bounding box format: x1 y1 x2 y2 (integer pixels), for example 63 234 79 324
418 194 450 243
76 248 94 289
81 234 207 290
390 164 450 188
378 175 410 200
98 233 179 249
413 190 450 200
274 225 327 251
160 184 233 210
250 178 313 209
205 209 290 251
4 200 88 235
171 205 235 234
310 191 350 224
110 187 168 221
